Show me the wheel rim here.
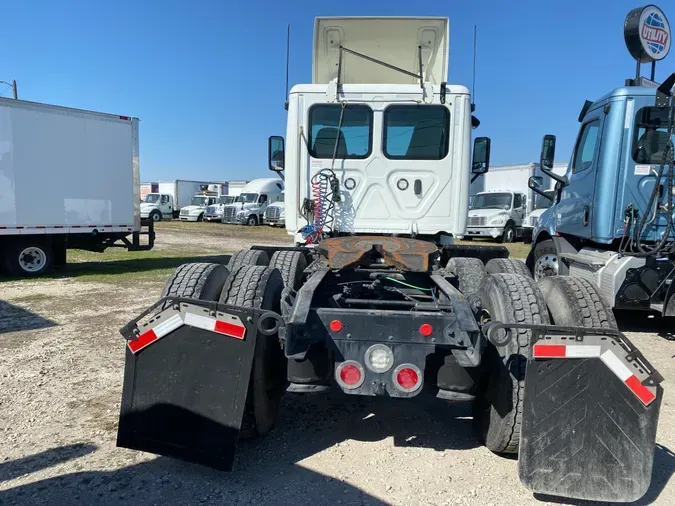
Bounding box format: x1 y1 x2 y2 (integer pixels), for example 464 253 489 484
248 217 256 226
152 212 161 222
19 247 47 272
534 254 558 281
505 227 514 242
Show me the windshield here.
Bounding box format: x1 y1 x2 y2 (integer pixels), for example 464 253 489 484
471 193 512 210
144 194 160 204
218 196 235 205
190 196 209 206
534 191 556 210
278 194 285 203
236 193 258 203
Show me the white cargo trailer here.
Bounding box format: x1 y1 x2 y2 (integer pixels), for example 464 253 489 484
0 97 153 276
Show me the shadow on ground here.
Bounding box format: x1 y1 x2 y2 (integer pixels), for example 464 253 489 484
0 394 477 505
615 312 675 341
0 300 57 334
533 444 675 506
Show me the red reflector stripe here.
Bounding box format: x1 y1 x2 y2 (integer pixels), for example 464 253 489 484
532 344 566 357
625 375 656 405
214 319 245 339
128 329 157 353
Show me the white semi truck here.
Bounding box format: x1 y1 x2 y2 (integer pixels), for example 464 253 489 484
140 180 214 221
466 162 565 242
221 178 284 225
0 97 153 276
521 162 568 243
116 16 663 504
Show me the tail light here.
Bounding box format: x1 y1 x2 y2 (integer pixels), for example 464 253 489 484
335 360 365 390
392 364 423 393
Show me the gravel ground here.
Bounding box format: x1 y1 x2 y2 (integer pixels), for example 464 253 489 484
1 227 674 506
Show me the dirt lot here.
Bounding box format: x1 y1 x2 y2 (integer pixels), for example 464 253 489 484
1 223 674 505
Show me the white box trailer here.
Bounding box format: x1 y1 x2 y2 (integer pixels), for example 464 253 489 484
141 180 214 221
0 97 153 276
226 180 248 198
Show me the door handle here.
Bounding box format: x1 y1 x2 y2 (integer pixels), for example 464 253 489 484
582 205 590 226
414 179 422 196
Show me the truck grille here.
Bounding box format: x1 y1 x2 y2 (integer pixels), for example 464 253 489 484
265 207 281 219
180 209 188 216
206 206 217 215
468 216 486 226
223 207 237 220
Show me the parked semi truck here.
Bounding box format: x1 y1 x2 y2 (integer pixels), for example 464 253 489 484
221 178 284 225
116 16 663 503
521 162 568 243
0 97 154 277
140 180 213 221
529 5 675 317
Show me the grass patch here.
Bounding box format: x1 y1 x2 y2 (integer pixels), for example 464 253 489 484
156 221 289 242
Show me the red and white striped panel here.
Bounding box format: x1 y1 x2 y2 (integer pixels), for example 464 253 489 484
127 312 246 354
533 343 656 406
183 313 246 339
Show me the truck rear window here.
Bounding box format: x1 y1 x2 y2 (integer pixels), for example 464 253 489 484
632 106 675 164
309 104 372 159
383 105 449 160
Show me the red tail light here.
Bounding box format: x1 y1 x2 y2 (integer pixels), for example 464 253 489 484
393 364 423 393
335 360 364 390
329 319 343 332
419 323 433 337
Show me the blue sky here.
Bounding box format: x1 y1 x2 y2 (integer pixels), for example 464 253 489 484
2 0 673 182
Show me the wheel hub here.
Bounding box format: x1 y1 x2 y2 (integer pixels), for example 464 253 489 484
534 254 558 280
19 247 46 272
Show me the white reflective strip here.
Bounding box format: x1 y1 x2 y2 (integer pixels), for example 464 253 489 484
600 350 632 381
152 314 184 338
565 345 602 358
184 312 216 331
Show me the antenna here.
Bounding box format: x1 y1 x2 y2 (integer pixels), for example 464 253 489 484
284 23 290 111
471 25 477 112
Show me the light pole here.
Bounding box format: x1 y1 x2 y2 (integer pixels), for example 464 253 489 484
0 80 18 99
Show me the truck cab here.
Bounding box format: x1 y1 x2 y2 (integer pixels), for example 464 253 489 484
221 178 284 226
140 193 173 222
179 193 219 222
531 80 675 314
466 190 527 243
264 192 285 227
204 195 236 222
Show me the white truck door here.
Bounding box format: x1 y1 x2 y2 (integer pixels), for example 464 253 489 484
160 194 173 216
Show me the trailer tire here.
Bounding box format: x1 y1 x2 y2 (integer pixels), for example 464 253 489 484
4 240 54 277
219 265 286 439
445 257 485 295
227 249 270 273
269 250 307 290
473 273 550 454
538 276 617 329
160 263 230 303
485 258 532 278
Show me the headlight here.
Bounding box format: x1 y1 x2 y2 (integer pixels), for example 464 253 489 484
279 211 285 218
237 211 245 218
489 218 506 225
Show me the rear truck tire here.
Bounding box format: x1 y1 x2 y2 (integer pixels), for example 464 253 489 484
531 239 558 281
160 263 230 302
246 215 258 226
268 250 307 290
485 258 532 278
538 276 617 329
150 210 162 222
445 257 485 295
4 240 54 277
227 249 270 274
499 222 516 244
219 265 286 439
473 273 550 453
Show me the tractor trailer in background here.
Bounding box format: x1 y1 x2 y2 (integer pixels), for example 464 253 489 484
0 97 154 277
116 15 663 504
140 180 214 222
530 5 675 317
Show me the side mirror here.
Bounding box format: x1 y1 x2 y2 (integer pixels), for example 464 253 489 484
268 136 285 172
540 134 556 170
528 176 543 189
472 137 491 174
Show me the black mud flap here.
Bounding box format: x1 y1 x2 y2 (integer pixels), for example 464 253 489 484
116 297 282 471
518 329 664 503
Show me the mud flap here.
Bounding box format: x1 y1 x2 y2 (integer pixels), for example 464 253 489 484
518 329 664 502
116 298 281 471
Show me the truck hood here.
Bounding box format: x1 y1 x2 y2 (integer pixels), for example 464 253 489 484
468 209 509 220
140 202 158 211
181 205 206 213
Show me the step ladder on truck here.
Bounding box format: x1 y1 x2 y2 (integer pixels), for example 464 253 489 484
115 15 663 503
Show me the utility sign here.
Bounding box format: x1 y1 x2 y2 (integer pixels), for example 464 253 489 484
625 5 671 62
